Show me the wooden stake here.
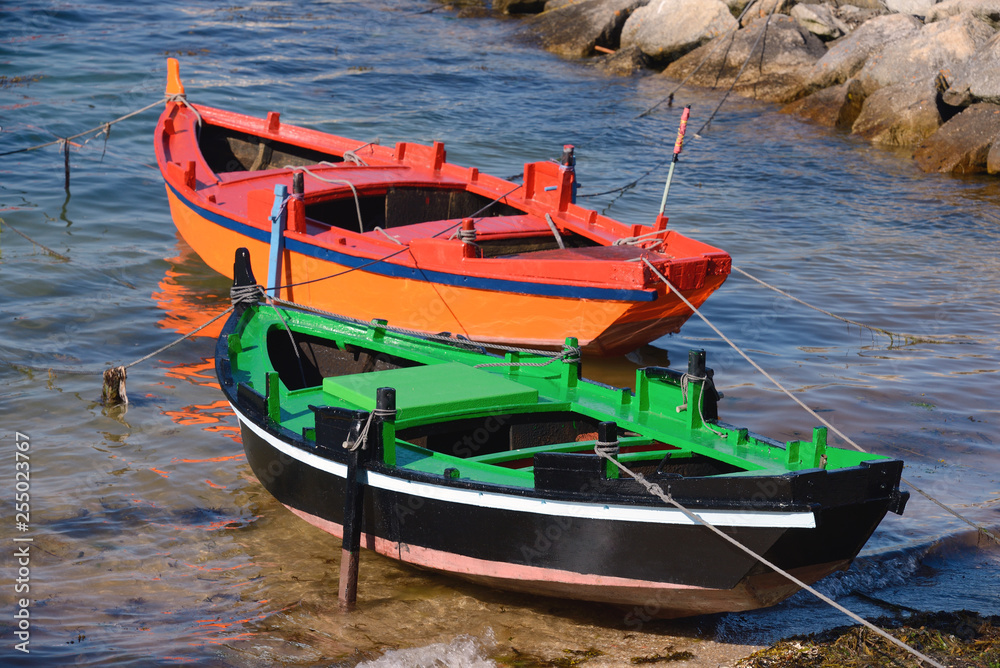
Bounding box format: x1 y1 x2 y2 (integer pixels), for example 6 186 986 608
338 386 394 610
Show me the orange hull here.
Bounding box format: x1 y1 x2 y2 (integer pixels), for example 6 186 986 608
155 59 730 355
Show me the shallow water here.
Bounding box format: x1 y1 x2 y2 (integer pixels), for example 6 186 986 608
1 1 998 665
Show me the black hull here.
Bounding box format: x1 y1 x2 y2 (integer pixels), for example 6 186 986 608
235 411 894 616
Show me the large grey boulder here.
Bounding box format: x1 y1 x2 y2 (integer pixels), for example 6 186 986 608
525 0 651 57
942 31 1000 106
782 78 867 128
883 0 938 16
790 3 851 40
855 12 996 96
620 0 738 63
805 14 923 91
663 15 827 103
852 76 945 145
925 0 1000 22
914 102 1000 172
835 5 886 30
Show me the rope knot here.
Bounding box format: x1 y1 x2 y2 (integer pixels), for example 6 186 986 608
559 344 581 365
343 149 368 166
343 407 396 452
594 439 619 456
231 283 265 306
457 227 477 243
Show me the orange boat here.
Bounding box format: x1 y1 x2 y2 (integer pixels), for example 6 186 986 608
154 59 730 355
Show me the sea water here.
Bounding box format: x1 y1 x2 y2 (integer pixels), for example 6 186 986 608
1 1 998 665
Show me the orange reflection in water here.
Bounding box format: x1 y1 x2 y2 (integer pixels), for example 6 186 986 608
153 237 231 340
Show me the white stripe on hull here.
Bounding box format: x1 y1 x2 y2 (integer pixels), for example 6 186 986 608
235 404 817 529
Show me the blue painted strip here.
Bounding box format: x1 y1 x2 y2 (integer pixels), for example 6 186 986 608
165 181 657 302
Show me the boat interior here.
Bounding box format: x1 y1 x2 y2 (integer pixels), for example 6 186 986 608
259 323 751 486
201 121 604 257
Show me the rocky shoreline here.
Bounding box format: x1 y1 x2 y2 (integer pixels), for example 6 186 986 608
474 0 1000 176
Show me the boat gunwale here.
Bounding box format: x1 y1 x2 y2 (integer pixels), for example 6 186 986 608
217 303 904 515
157 100 731 262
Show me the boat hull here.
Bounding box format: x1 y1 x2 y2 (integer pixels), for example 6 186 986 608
234 406 891 617
165 184 724 355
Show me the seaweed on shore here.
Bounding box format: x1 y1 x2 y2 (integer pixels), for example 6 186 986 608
736 610 1000 668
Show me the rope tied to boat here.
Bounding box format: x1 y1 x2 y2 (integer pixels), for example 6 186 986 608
344 140 377 166
594 439 619 458
472 341 580 369
456 226 477 243
732 265 959 345
290 164 366 233
613 227 664 249
165 93 203 128
592 446 946 668
641 256 1000 547
231 283 266 306
373 226 404 245
343 407 397 451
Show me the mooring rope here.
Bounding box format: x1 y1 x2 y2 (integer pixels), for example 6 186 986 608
343 407 397 451
0 217 70 261
0 97 167 158
732 265 958 345
593 445 946 668
577 0 782 205
642 257 1000 547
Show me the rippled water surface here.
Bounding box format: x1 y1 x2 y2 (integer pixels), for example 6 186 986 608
1 1 998 665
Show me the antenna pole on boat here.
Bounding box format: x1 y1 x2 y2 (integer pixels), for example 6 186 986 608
657 106 691 218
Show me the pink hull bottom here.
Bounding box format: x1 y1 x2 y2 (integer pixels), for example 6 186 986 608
284 504 850 618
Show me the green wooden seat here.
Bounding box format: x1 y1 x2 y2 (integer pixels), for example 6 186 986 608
322 362 539 421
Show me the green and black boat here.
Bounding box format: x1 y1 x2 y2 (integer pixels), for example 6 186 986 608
216 249 908 618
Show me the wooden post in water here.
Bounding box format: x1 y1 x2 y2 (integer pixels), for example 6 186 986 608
339 386 395 610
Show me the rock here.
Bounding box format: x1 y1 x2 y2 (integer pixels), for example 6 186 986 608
925 0 1000 22
791 3 851 40
494 0 547 12
806 14 922 91
782 78 867 128
852 76 945 145
525 0 650 57
914 102 1000 173
595 44 652 74
837 0 888 8
834 5 885 30
663 15 827 103
740 0 792 27
942 31 1000 106
725 0 753 16
987 140 1000 173
544 0 581 9
883 0 938 16
621 0 738 63
855 12 996 96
